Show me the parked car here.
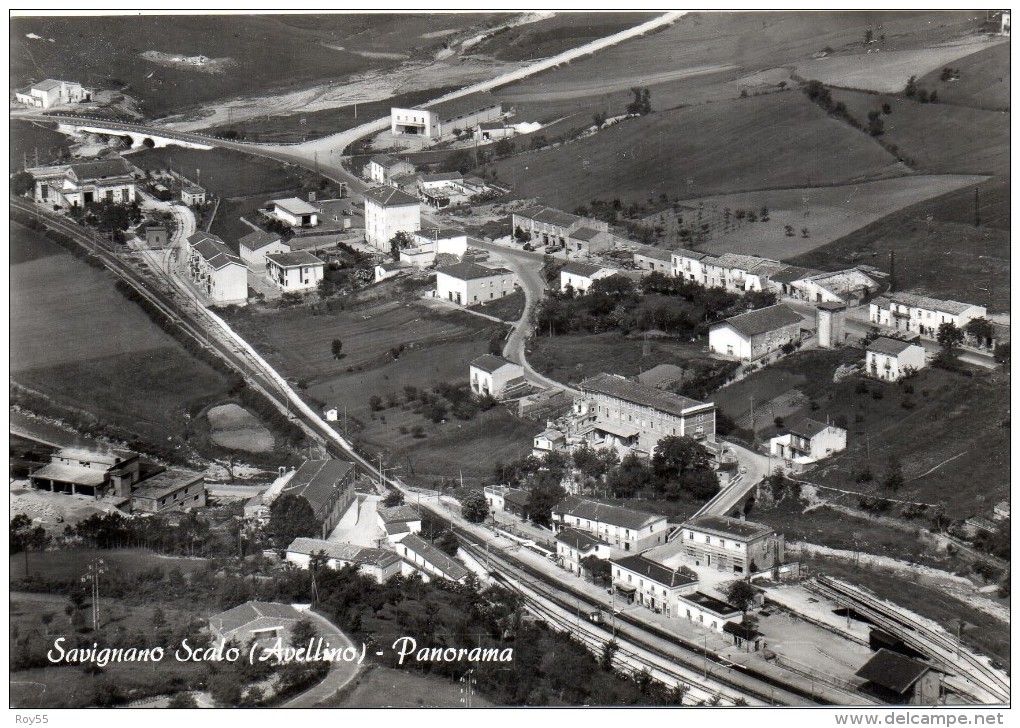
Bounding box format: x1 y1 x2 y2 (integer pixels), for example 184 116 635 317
523 243 535 251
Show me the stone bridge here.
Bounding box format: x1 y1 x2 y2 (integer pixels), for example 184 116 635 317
55 121 213 151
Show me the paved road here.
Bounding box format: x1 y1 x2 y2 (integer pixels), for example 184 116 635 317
281 608 361 708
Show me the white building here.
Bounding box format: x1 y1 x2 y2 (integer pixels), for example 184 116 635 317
676 592 742 633
533 429 566 456
390 107 441 141
377 505 422 536
633 247 673 274
680 515 784 575
552 496 668 554
285 537 401 584
14 79 92 108
866 337 927 381
375 260 412 282
362 186 421 251
390 102 502 143
790 268 880 306
365 154 416 184
469 354 525 398
560 261 618 294
181 186 207 206
769 416 847 469
184 231 249 305
483 485 531 520
238 229 290 270
414 226 469 257
265 251 325 292
399 247 435 268
869 292 987 339
398 534 470 583
267 197 319 228
28 156 136 209
436 262 516 306
671 248 712 283
611 554 699 617
708 304 804 362
556 527 611 577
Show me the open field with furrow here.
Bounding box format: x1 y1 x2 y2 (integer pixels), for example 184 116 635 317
915 42 1010 110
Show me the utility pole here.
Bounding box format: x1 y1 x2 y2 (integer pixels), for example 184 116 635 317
80 558 106 630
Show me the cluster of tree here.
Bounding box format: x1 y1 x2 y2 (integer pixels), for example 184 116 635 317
972 518 1010 561
802 79 874 133
905 76 939 104
370 381 497 425
626 87 653 115
61 509 250 558
389 230 415 260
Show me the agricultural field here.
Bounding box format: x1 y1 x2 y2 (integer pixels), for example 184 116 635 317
469 12 656 61
10 120 71 171
916 42 1011 111
485 91 902 210
330 665 493 707
10 222 234 450
711 348 1010 518
206 403 274 453
10 14 504 119
10 548 208 583
790 178 1010 312
791 37 1006 93
640 175 987 260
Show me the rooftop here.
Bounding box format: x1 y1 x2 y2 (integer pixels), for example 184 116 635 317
504 488 531 508
419 171 463 183
579 372 710 418
63 157 134 181
266 250 324 268
613 554 697 589
378 505 421 524
436 261 512 281
561 261 611 278
715 304 803 338
428 95 501 122
681 591 741 616
362 185 420 207
555 495 665 530
238 229 283 251
516 205 580 228
400 533 471 581
417 225 467 241
286 537 400 568
471 354 518 374
882 291 980 316
711 253 778 271
783 415 837 440
685 514 774 541
271 197 319 215
56 446 138 466
770 265 820 284
571 227 609 242
673 248 709 261
855 649 933 694
131 469 203 501
868 337 921 357
30 462 107 487
556 527 609 551
633 246 673 261
637 363 687 389
209 601 303 635
281 459 355 516
182 185 205 194
370 154 413 169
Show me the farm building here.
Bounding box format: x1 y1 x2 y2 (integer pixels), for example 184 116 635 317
29 446 140 499
556 527 610 577
768 265 821 297
267 197 319 228
279 459 357 539
285 537 402 583
768 416 847 469
855 649 942 705
633 247 673 274
512 205 608 250
398 534 471 583
676 592 742 633
181 185 206 206
790 268 880 306
869 292 986 340
28 156 136 209
183 231 248 305
865 337 927 381
209 601 305 647
362 185 421 250
14 78 92 108
436 262 516 306
573 373 716 455
129 469 206 514
484 484 532 520
375 260 412 282
145 225 168 248
265 251 325 292
390 101 502 143
553 496 668 553
611 554 698 615
708 304 804 362
469 354 525 398
567 226 614 257
560 261 618 293
238 229 290 270
365 154 416 185
679 515 784 575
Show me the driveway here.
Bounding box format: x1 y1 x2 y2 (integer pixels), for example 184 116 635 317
327 494 383 548
281 609 361 708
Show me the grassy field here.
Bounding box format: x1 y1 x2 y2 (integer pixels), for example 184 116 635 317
10 120 71 171
790 178 1010 312
712 348 1010 518
485 92 901 210
916 42 1010 111
475 288 526 322
529 332 710 386
11 223 234 448
645 175 986 260
10 548 209 582
829 89 1009 176
331 665 493 707
471 12 656 61
10 15 502 119
207 403 274 453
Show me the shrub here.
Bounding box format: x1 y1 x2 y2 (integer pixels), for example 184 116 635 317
871 388 884 400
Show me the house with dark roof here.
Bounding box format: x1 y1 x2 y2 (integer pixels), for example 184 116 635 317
560 261 619 293
130 469 206 514
633 246 673 274
870 292 986 340
680 515 784 575
436 262 515 306
285 537 401 583
768 415 847 469
469 355 525 398
376 505 422 536
708 304 805 362
362 185 421 250
567 226 614 257
183 231 248 305
866 337 927 381
574 372 716 454
484 485 532 520
556 527 610 576
208 601 305 646
553 496 668 553
365 154 416 185
855 649 942 705
280 460 357 539
677 591 742 632
611 554 699 615
238 228 289 269
28 155 135 209
265 250 325 292
398 534 471 583
512 205 609 250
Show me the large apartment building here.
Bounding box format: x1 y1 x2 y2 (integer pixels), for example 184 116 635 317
679 515 784 575
552 496 669 553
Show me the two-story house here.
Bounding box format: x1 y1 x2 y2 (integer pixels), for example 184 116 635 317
552 496 668 553
265 251 325 292
556 527 611 577
611 554 698 616
680 515 784 575
769 416 847 469
870 292 986 339
865 337 927 381
469 355 526 398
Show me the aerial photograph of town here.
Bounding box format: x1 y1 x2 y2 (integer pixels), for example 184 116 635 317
7 8 1011 718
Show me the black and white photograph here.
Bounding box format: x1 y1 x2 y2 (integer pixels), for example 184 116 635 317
7 8 1011 718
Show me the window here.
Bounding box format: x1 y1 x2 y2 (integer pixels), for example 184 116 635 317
687 531 694 540
705 535 711 544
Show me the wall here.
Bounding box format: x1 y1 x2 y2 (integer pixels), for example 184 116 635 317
365 200 421 250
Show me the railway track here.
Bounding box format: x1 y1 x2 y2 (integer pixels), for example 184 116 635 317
810 576 1009 704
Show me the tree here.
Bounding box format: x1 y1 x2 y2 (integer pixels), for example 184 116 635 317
582 555 612 586
459 490 489 523
11 170 34 196
784 224 795 237
267 494 318 548
867 110 884 136
626 87 652 115
726 580 757 613
592 111 607 129
494 138 515 158
905 75 918 98
651 436 710 481
168 692 198 708
514 225 531 244
529 478 566 528
936 321 964 366
368 395 383 411
965 318 995 348
10 513 50 574
864 29 873 44
882 102 892 114
383 490 404 507
882 455 904 492
331 338 343 359
435 530 460 557
290 618 318 648
389 230 414 261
